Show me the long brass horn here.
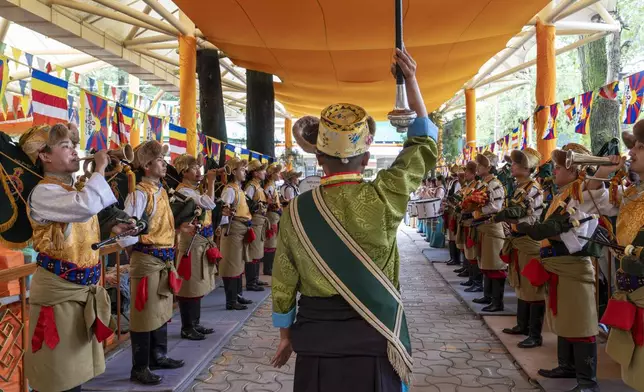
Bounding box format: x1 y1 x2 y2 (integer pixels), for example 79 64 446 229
79 144 134 163
565 150 614 170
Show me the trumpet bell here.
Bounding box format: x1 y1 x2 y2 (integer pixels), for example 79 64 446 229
565 150 615 169
108 144 134 163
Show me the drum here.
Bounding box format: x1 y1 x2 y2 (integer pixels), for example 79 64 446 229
408 201 419 217
417 198 442 220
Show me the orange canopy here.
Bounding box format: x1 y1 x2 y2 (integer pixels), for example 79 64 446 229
174 0 549 119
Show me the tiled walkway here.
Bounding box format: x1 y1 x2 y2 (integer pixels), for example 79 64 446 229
190 227 541 392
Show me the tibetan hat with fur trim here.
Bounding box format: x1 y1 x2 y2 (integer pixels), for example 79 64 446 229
622 119 644 149
225 156 248 171
248 159 268 173
173 153 202 174
449 164 463 174
267 162 283 175
465 160 478 174
19 123 79 164
551 143 591 167
475 151 498 168
510 148 542 170
282 169 302 182
132 140 169 170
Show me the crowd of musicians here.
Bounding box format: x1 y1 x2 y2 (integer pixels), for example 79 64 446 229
12 122 304 390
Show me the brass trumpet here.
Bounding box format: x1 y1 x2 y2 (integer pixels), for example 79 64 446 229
565 150 616 170
79 144 134 163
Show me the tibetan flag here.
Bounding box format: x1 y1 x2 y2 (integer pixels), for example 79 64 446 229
145 114 163 142
110 103 133 149
31 69 68 126
622 71 644 125
79 90 109 151
563 97 577 121
599 81 620 101
261 155 269 164
575 91 594 135
224 143 236 161
503 134 510 151
169 123 187 160
198 133 207 157
207 137 222 162
240 148 250 161
543 104 558 140
511 127 520 148
521 118 529 149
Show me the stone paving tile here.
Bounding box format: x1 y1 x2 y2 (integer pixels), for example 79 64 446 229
189 227 541 392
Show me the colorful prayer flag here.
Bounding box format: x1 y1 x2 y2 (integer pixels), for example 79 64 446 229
563 97 577 121
543 104 558 140
599 81 620 101
79 90 109 151
0 56 8 106
622 71 644 125
576 91 594 134
511 127 520 148
208 138 222 162
145 114 163 142
169 123 187 160
240 148 250 161
250 151 261 161
31 69 69 126
198 133 207 157
261 155 269 164
521 118 529 149
110 103 133 149
224 143 236 161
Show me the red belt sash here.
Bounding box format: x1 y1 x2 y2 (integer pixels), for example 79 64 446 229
601 297 644 346
522 258 558 315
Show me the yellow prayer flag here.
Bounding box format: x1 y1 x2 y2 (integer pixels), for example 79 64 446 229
98 80 104 96
127 92 133 106
20 95 30 116
11 47 21 69
56 65 64 78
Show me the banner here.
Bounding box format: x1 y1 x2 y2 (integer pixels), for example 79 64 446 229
224 143 236 161
543 104 558 141
145 114 163 142
575 91 594 135
79 90 109 151
110 103 133 149
32 69 69 126
169 123 187 160
623 71 644 125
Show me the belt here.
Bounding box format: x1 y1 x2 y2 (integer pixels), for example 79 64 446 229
133 244 176 262
199 224 214 238
540 242 590 259
36 253 101 286
616 271 644 293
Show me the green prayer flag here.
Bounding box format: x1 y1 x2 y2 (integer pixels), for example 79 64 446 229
64 69 71 81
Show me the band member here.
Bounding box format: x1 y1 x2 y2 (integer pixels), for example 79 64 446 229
173 153 221 341
220 157 254 310
270 48 437 391
459 161 481 289
119 141 186 385
21 123 134 392
445 165 463 266
280 169 301 205
494 148 545 347
595 121 644 391
518 143 606 392
470 151 506 312
245 159 269 291
263 162 283 276
429 175 446 247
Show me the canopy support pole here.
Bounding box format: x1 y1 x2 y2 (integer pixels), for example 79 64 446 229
197 48 228 145
535 18 557 164
179 11 197 157
246 70 275 158
465 88 476 153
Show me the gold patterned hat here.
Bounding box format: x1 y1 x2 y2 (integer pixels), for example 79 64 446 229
267 162 283 175
510 148 542 170
475 151 498 168
174 153 202 174
225 156 248 171
18 123 79 164
282 169 302 182
132 140 169 170
247 159 268 173
316 103 375 159
551 143 591 167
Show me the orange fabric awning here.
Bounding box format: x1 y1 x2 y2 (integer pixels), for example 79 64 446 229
174 0 549 119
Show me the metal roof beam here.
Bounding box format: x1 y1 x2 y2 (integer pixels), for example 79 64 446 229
89 0 178 36
141 0 190 37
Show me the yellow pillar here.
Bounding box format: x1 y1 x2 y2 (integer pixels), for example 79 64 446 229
128 75 140 147
179 12 197 156
535 18 557 163
284 117 293 149
465 88 476 158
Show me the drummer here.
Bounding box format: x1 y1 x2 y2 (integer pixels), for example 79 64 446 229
429 175 446 248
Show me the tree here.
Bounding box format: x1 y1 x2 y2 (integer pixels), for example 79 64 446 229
443 116 464 163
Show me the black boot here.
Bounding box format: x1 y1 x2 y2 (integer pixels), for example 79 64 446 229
473 275 492 304
446 242 460 265
194 298 215 335
130 331 162 385
503 299 530 335
464 264 483 292
224 279 242 310
567 341 599 392
460 262 475 286
482 278 505 312
538 337 577 378
150 323 185 370
237 278 253 305
179 299 205 341
519 302 545 348
245 262 264 291
263 251 275 275
256 263 268 286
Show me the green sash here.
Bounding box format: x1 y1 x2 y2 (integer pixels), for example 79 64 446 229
290 187 413 383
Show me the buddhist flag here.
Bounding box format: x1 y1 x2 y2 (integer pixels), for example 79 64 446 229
599 81 620 100
31 69 69 125
0 56 8 108
110 103 133 149
575 91 594 134
261 155 269 164
240 148 250 161
250 151 261 161
622 71 644 125
79 90 109 151
563 97 577 121
224 143 236 161
169 123 187 160
543 104 558 141
145 114 163 142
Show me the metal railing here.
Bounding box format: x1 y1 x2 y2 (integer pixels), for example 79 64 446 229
0 244 126 392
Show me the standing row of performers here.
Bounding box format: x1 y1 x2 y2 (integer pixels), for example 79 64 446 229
13 122 302 391
443 119 644 392
413 176 446 247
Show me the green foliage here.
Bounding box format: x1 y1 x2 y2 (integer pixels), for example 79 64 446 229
443 116 464 162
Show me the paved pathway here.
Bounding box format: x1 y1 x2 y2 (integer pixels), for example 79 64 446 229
190 227 541 392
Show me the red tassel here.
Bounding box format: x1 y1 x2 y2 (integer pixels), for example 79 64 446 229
634 308 644 346
206 247 222 264
521 258 550 287
32 306 59 353
94 318 114 343
135 276 148 311
245 228 256 243
449 219 457 232
168 270 182 294
177 253 192 281
466 237 475 249
499 252 511 264
601 298 636 331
